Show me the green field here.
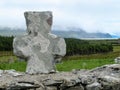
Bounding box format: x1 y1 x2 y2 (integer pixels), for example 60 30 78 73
56 45 120 71
0 45 120 72
57 59 114 71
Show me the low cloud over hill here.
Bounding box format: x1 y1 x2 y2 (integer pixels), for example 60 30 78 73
0 27 115 38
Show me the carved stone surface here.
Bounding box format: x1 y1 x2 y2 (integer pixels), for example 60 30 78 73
13 11 66 74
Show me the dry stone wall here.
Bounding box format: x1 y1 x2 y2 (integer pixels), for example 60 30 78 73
0 64 120 90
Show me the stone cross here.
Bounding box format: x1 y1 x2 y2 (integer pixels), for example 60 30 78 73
13 11 66 74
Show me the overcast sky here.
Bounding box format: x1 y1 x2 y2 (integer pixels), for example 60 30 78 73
0 0 120 35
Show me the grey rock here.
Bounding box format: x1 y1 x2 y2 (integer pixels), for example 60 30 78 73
86 82 101 90
46 86 57 90
114 57 120 63
98 75 120 90
0 70 3 76
13 11 66 74
63 80 76 87
4 69 23 77
79 75 95 85
7 82 40 90
66 85 84 90
43 79 63 86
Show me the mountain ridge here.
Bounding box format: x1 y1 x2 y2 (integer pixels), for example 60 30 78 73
0 27 115 38
51 27 112 38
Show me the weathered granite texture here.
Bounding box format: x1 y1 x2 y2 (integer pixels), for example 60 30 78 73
13 11 66 74
0 64 120 90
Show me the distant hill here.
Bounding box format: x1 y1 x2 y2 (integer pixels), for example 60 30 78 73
52 29 112 38
111 35 120 38
0 27 112 38
0 27 26 36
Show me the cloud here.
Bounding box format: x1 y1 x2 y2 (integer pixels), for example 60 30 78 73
0 0 120 34
2 0 60 9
